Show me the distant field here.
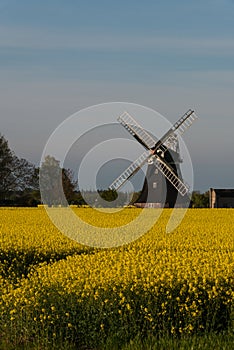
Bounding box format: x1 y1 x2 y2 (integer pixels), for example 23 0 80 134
0 208 234 349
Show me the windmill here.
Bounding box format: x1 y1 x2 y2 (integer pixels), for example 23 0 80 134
109 109 198 208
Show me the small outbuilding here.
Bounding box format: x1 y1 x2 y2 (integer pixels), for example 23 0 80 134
209 188 234 208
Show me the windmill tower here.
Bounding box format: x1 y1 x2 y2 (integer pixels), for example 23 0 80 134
109 110 198 208
136 135 183 207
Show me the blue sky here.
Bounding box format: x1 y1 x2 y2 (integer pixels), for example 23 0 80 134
1 0 234 191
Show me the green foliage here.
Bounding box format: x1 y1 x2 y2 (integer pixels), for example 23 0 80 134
1 332 234 350
77 189 130 207
1 280 233 349
99 189 118 202
0 134 36 203
39 155 77 206
191 191 209 208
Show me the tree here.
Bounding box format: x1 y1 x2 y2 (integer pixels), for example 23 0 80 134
0 134 14 199
62 168 77 203
0 134 36 202
191 191 209 208
39 155 77 206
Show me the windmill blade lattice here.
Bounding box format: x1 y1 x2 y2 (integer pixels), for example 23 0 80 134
118 111 156 150
153 156 189 196
118 111 170 156
154 109 198 150
172 109 198 136
109 151 150 191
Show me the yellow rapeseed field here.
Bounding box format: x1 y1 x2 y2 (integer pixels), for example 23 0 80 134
0 208 234 347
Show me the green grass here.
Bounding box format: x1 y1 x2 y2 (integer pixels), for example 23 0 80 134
1 332 234 350
118 332 234 350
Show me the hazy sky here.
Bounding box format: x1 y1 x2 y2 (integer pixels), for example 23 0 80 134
1 0 234 191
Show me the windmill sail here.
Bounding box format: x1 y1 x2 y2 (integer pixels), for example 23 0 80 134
109 151 150 191
152 109 198 152
153 156 189 196
172 109 198 136
118 111 156 150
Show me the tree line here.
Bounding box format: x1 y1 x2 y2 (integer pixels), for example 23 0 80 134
0 134 130 207
0 134 77 206
0 134 209 207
